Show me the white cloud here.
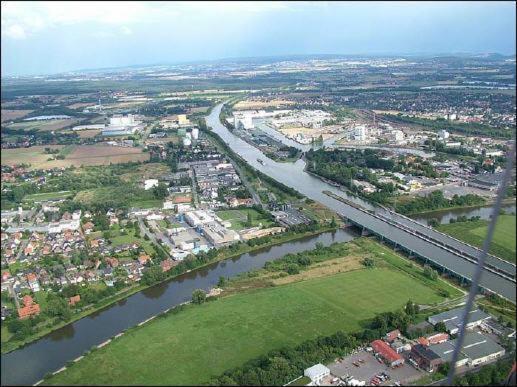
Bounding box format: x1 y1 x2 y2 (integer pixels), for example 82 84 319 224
1 1 294 39
120 26 132 35
4 24 27 39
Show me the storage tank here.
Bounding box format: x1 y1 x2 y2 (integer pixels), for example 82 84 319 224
183 137 192 147
191 128 199 139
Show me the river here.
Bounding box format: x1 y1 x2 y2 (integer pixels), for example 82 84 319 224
1 229 356 386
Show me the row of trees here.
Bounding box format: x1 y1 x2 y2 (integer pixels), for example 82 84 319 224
396 191 485 215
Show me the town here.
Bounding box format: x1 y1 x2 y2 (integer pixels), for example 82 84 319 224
1 2 516 386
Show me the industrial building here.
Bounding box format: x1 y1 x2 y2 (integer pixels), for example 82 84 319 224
102 114 144 136
408 344 443 372
427 306 491 334
424 331 505 369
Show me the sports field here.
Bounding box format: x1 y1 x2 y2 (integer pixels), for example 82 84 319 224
437 215 516 263
46 251 448 385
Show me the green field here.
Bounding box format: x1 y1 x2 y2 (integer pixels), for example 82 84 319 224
22 191 73 203
46 255 448 385
437 215 516 263
216 208 274 230
107 229 156 255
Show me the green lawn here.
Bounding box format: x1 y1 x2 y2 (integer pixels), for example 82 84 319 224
437 215 516 263
108 229 156 255
46 265 446 385
216 208 274 230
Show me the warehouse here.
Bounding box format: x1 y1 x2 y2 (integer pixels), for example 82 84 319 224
371 340 405 367
427 306 491 334
426 341 469 369
460 331 506 366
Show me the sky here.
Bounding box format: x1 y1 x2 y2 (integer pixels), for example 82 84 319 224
1 1 516 76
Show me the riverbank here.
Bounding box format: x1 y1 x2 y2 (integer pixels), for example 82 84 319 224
43 238 459 386
1 226 336 355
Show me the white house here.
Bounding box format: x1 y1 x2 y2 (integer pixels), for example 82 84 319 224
144 179 159 190
304 364 330 385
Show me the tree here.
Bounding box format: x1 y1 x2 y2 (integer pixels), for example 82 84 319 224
286 263 299 275
153 183 168 200
192 289 206 304
246 212 253 227
362 257 375 268
423 265 438 280
217 276 227 288
434 321 447 333
330 216 337 228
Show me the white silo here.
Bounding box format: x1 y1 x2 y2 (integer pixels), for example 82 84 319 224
191 128 199 139
183 137 192 147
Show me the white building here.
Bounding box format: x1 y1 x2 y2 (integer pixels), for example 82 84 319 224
234 114 254 130
438 130 450 140
304 364 330 385
191 128 199 139
144 179 159 190
354 126 367 141
391 130 404 143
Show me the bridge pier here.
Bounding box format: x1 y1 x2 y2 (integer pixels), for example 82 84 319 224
361 227 370 236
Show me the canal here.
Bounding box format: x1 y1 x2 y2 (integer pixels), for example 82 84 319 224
1 229 356 386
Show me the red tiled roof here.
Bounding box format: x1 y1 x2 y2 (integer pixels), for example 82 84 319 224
138 254 151 265
69 295 81 306
371 340 403 364
22 295 34 306
18 303 40 319
417 337 430 346
26 273 37 282
427 333 449 345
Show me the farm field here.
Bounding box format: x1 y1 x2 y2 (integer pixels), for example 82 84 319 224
5 118 79 132
437 215 516 263
1 109 34 122
1 144 149 170
73 129 101 138
233 99 295 110
216 208 274 230
45 239 450 386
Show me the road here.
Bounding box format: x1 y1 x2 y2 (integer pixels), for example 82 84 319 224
136 217 171 257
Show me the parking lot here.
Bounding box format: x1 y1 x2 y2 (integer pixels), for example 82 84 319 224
328 349 424 386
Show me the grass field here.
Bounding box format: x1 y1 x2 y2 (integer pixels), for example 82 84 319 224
22 191 73 203
216 208 274 230
108 229 156 255
437 215 516 263
1 144 149 170
46 241 450 385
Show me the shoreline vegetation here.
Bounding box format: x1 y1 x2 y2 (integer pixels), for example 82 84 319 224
1 224 336 355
